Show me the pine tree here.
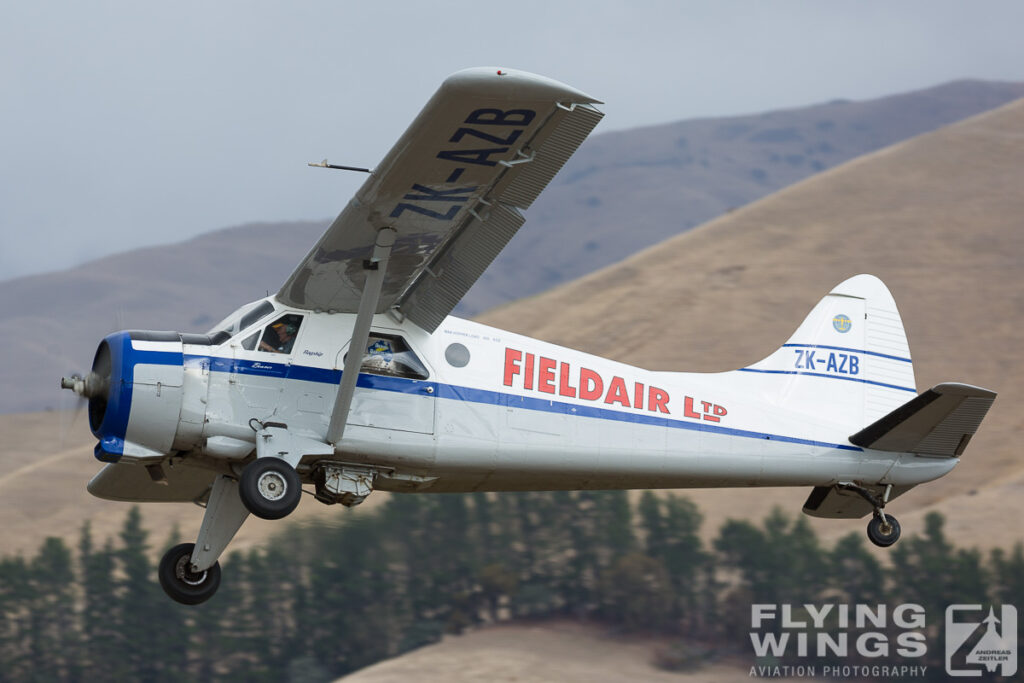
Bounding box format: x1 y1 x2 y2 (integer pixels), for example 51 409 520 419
116 507 162 681
989 543 1024 607
80 532 126 683
829 532 886 605
28 537 78 682
0 555 34 680
659 494 707 631
638 491 667 557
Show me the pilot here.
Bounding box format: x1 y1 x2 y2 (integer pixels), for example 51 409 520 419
259 322 298 354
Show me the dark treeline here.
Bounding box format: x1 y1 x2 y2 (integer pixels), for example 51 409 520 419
1 492 1022 682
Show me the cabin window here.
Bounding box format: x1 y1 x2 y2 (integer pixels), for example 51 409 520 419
239 300 276 332
257 314 304 355
346 334 429 380
240 331 260 351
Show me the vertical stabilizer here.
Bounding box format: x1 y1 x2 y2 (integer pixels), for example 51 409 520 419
738 274 917 428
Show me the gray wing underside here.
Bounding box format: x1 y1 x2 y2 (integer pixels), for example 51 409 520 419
278 67 603 332
88 462 216 503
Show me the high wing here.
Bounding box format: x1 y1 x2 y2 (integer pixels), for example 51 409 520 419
278 67 603 332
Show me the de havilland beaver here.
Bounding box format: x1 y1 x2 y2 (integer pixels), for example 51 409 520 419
61 68 996 604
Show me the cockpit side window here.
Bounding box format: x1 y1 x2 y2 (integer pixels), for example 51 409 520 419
257 314 304 355
346 334 429 379
241 331 260 351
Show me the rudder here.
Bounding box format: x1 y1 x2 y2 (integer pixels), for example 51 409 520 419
737 274 917 429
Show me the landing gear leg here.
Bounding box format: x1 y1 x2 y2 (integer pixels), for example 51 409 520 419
838 483 902 548
158 474 250 605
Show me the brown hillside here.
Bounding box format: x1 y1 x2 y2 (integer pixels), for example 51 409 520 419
338 621 798 683
480 98 1024 542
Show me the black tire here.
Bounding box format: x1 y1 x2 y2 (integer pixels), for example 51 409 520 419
158 543 221 605
866 514 901 548
239 457 302 520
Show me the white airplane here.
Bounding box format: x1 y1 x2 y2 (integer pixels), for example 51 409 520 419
61 68 996 605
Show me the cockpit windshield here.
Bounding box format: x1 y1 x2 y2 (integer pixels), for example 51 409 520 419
205 299 277 344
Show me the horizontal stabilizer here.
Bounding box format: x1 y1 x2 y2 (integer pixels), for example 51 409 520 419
849 383 996 457
803 484 914 519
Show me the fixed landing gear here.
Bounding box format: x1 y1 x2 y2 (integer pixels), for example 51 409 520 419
837 482 903 548
159 543 222 605
867 513 902 548
239 457 302 520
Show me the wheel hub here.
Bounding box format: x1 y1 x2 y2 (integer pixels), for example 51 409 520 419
257 470 288 501
174 555 208 586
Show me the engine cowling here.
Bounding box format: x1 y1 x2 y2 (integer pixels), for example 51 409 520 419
87 331 187 463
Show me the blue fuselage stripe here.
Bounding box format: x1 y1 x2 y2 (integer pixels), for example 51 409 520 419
736 367 917 393
134 351 863 452
780 343 912 364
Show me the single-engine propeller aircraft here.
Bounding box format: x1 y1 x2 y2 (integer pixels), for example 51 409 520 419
61 68 996 605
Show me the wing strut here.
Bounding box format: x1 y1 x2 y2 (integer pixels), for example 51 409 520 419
326 227 397 446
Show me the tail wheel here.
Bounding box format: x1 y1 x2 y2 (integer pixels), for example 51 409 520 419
866 514 901 548
239 457 302 520
159 543 221 605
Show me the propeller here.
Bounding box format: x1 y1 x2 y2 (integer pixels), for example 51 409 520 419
59 339 112 446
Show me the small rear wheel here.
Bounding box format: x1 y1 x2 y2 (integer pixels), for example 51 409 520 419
159 543 221 605
867 514 901 548
239 457 302 520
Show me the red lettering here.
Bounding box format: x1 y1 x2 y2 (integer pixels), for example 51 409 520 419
579 368 603 400
558 362 576 398
648 387 670 414
524 353 535 390
701 402 728 422
684 396 701 419
633 382 645 410
604 376 631 407
503 348 522 387
537 356 556 394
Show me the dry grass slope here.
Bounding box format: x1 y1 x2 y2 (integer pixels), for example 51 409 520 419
481 98 1024 548
337 622 798 683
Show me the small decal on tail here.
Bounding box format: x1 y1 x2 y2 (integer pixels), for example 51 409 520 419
833 314 852 333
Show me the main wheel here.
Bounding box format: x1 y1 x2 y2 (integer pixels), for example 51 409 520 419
239 457 302 520
159 543 221 605
866 514 901 548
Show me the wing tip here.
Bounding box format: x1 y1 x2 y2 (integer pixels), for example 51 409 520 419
442 67 602 105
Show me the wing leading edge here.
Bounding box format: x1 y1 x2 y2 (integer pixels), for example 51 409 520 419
278 67 603 331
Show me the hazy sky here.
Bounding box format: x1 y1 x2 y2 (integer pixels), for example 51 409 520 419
3 1 1023 282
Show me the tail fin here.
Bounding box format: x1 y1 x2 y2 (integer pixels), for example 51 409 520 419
738 274 917 428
